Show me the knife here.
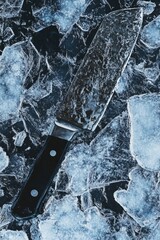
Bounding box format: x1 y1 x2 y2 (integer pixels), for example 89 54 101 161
12 8 143 219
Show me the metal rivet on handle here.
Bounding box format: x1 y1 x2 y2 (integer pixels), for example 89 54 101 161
31 189 38 197
50 150 57 157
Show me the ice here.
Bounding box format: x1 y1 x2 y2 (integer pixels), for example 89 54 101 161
0 0 24 18
137 1 156 15
0 42 28 122
3 27 15 42
0 229 28 240
141 15 160 49
0 204 13 228
144 221 160 240
115 60 134 95
33 0 91 33
128 93 160 171
114 167 160 227
13 130 27 147
60 112 134 196
0 147 9 172
135 61 160 83
37 195 110 240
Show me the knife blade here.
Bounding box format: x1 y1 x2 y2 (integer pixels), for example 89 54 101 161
12 8 143 219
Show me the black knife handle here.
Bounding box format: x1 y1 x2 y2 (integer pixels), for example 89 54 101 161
12 135 69 219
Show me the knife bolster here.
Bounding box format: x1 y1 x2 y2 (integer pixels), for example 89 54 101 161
52 120 80 141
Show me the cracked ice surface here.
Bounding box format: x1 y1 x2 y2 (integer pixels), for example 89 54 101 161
141 15 160 49
0 230 28 240
128 93 160 171
0 0 24 18
114 167 160 227
0 147 9 172
37 195 110 240
0 43 28 122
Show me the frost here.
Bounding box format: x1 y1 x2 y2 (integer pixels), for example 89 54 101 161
0 42 28 122
38 195 110 240
60 112 134 195
128 93 160 171
137 1 156 15
0 147 9 172
0 0 24 18
114 167 160 227
0 229 28 240
141 15 160 49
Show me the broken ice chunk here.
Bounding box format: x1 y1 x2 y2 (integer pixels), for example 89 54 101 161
114 167 160 227
135 62 160 83
37 195 110 240
3 27 14 42
144 221 160 240
0 230 28 240
0 42 28 122
0 205 13 228
137 1 156 15
0 0 24 18
33 0 91 33
128 93 160 171
141 15 160 49
13 130 27 147
61 112 134 196
144 64 160 83
0 147 9 172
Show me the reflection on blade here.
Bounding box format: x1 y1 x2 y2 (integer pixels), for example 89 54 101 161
57 8 143 131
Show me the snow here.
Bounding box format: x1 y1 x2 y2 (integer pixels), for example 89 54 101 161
0 147 9 172
37 195 110 240
0 230 28 240
114 167 160 227
0 0 24 18
128 93 160 171
0 42 28 122
141 15 160 49
137 1 156 15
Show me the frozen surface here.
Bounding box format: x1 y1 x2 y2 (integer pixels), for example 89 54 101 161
141 15 160 49
60 112 134 195
0 0 24 18
114 167 160 227
128 93 160 171
0 229 28 240
37 195 110 240
33 0 91 33
0 43 28 122
137 0 156 15
0 147 9 172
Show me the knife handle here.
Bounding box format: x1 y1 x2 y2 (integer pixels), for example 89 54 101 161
12 135 69 219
